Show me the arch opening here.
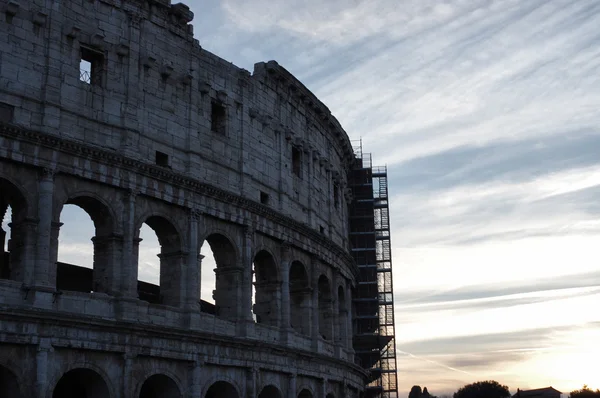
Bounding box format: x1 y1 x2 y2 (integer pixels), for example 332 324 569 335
205 380 239 398
289 261 310 335
326 394 336 398
318 275 333 340
52 368 110 398
139 374 181 398
56 198 112 293
200 233 240 320
258 385 283 398
253 250 280 326
137 216 183 307
0 178 28 282
0 364 21 398
298 389 313 398
337 285 348 346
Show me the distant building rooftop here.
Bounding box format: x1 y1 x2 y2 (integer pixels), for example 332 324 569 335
514 387 562 398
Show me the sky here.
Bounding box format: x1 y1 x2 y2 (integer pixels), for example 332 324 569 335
3 0 600 396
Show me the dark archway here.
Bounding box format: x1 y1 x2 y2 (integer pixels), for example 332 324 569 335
136 216 183 307
52 368 110 398
298 389 313 398
139 374 181 398
205 380 239 398
318 275 333 340
201 233 240 320
0 178 28 282
56 195 115 294
253 250 280 326
0 365 22 398
289 261 310 335
258 385 283 398
326 394 336 398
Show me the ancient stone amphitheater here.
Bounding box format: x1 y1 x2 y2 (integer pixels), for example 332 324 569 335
0 0 368 397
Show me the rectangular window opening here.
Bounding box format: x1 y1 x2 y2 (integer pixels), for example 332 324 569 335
292 146 302 178
0 102 15 123
211 101 227 134
333 182 340 209
320 226 325 234
260 191 270 205
155 151 169 167
80 46 104 86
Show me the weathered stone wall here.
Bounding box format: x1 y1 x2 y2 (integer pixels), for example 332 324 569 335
0 0 363 397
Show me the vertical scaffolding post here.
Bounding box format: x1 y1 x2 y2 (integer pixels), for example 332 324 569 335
349 140 398 398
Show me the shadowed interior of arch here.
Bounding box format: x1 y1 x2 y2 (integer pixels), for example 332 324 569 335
56 197 113 294
52 368 110 398
258 384 283 398
0 178 28 282
252 250 280 326
139 374 181 398
1 205 12 279
0 364 21 398
298 388 313 398
205 380 239 398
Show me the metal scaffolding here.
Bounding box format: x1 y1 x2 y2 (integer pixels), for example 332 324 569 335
349 141 398 398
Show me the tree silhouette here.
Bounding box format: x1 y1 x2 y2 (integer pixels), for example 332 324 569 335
453 381 510 398
409 386 423 398
570 385 600 398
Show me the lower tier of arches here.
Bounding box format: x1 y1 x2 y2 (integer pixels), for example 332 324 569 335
0 313 365 398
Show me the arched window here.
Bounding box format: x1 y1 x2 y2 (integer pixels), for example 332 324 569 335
0 364 22 398
55 197 115 294
52 368 110 398
253 250 280 326
139 374 181 398
289 261 310 335
200 234 239 320
136 216 182 307
258 385 283 398
205 380 239 398
298 389 313 398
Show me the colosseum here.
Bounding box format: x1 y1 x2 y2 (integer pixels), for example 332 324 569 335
0 1 397 397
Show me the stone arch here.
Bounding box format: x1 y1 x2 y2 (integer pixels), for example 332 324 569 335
253 249 281 326
0 363 23 398
201 232 241 320
298 387 314 398
336 285 348 346
289 260 310 335
54 193 118 295
51 368 111 398
204 380 240 398
135 213 184 306
258 384 283 398
318 274 334 340
138 373 182 398
0 176 31 282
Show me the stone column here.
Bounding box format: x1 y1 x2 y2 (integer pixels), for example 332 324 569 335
122 352 134 398
242 226 254 321
320 378 327 398
280 242 291 341
159 250 185 307
34 168 54 288
346 280 354 351
121 190 138 297
246 367 257 398
36 338 53 398
311 256 320 350
185 210 200 311
191 358 203 398
289 374 297 398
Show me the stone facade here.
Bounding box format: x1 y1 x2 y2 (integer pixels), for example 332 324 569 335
0 0 364 397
